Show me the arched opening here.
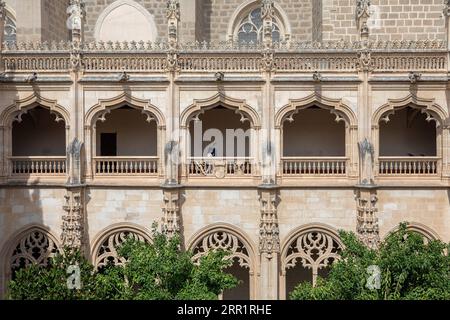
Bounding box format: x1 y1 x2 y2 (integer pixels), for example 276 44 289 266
378 107 439 175
281 227 342 300
187 106 253 178
92 226 151 270
94 0 157 42
94 106 158 176
280 106 349 176
223 260 250 300
190 228 255 300
11 107 66 175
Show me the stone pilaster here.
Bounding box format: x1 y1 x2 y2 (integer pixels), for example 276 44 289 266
355 186 379 249
62 187 84 250
161 184 182 238
261 0 274 49
258 184 279 300
167 0 180 49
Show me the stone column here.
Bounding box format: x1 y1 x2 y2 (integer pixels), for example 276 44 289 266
258 184 280 300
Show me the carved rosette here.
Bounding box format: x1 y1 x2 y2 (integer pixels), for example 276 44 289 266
355 189 380 249
161 189 180 238
61 188 84 249
259 189 280 257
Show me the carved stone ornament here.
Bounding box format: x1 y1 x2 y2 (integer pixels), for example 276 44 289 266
192 231 251 269
358 138 375 185
357 50 373 71
259 190 280 256
408 71 422 84
66 0 85 31
355 189 380 249
0 1 6 19
61 189 84 249
284 230 341 286
356 0 371 20
11 230 59 272
161 189 180 238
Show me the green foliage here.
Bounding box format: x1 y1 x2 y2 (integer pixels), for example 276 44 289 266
290 223 450 300
8 228 238 300
9 249 96 300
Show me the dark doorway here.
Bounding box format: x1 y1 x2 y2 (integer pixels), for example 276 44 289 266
100 133 117 156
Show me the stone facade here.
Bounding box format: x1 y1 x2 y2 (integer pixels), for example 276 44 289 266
0 0 449 300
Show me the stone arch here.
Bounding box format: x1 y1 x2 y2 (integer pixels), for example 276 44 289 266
0 93 70 127
90 223 152 269
227 0 292 42
180 93 260 130
0 225 61 298
275 93 357 129
187 223 258 299
275 93 358 176
372 94 447 128
383 222 441 242
84 92 165 179
280 223 343 299
93 0 158 42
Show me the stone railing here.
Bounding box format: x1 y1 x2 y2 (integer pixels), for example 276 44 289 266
1 40 447 72
93 157 159 176
10 156 66 175
378 157 439 176
187 157 253 178
281 157 348 176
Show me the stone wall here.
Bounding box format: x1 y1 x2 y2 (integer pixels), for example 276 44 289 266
41 0 70 42
83 0 168 42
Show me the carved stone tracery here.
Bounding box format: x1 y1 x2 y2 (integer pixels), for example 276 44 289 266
191 230 251 270
259 189 280 256
161 188 180 238
10 229 59 272
355 189 380 249
283 228 342 286
94 228 151 269
61 188 84 249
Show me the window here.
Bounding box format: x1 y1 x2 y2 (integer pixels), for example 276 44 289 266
237 7 280 43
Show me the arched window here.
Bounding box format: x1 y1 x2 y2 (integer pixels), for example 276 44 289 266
228 1 290 43
237 7 280 43
3 8 16 43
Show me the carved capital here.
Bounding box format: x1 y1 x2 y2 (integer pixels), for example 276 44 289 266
357 50 373 72
261 49 276 72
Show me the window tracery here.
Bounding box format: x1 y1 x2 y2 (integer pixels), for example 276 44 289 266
4 12 16 43
237 8 281 43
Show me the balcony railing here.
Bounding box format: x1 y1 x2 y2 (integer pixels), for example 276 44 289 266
187 157 253 178
10 156 66 175
281 157 348 176
378 157 439 176
93 157 159 176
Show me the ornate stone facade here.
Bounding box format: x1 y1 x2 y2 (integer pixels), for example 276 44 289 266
0 0 450 300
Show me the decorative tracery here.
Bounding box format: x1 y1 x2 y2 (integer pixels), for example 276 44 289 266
237 7 280 43
283 229 342 286
10 229 59 274
4 14 16 43
94 229 150 269
192 230 251 270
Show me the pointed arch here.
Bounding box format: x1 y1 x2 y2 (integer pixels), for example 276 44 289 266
383 222 441 242
93 0 158 42
90 223 152 268
180 93 261 129
372 94 448 128
85 92 165 128
0 93 70 127
227 0 291 42
280 223 343 299
187 223 258 299
275 92 357 129
0 224 61 298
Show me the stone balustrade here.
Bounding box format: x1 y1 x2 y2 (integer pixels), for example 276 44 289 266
378 157 440 176
10 156 66 175
93 157 159 176
281 157 348 176
187 157 253 178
